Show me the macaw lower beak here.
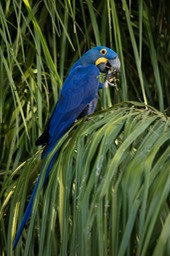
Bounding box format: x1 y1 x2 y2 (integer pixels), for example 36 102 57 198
96 56 120 88
96 56 120 73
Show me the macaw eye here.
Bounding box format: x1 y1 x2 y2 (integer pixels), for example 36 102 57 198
100 48 107 55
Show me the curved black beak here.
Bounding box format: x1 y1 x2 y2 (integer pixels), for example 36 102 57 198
97 56 120 73
97 56 121 88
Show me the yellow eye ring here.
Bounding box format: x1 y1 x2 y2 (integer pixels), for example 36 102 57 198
100 48 107 55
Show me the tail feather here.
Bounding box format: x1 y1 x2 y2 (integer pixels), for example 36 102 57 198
13 155 56 249
13 176 40 249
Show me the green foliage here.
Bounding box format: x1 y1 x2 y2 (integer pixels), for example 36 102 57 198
1 103 170 255
0 0 170 255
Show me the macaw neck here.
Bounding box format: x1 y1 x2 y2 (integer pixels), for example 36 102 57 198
70 53 96 72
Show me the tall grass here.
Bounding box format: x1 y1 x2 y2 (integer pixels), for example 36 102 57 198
0 0 169 255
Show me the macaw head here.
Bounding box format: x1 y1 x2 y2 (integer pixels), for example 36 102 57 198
72 46 120 73
89 46 120 74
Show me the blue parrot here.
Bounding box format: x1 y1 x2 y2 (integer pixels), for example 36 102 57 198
13 46 120 248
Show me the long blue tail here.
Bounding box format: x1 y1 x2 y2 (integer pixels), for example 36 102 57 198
13 155 56 249
13 175 40 249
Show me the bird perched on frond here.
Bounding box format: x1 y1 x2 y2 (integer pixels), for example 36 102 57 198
13 46 120 249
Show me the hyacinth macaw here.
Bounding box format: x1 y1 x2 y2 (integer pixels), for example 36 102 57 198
13 46 120 248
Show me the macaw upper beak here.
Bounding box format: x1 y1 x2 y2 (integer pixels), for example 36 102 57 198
96 56 120 73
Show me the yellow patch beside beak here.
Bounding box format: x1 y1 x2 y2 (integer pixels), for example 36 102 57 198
95 57 107 66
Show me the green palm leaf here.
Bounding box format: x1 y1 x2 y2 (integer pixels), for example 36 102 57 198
2 103 169 255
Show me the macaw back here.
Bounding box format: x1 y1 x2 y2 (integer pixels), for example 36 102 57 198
38 64 100 157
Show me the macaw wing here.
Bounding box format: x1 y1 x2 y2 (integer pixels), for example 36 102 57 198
40 64 100 156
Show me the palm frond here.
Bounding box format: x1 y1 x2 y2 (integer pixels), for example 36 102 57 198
1 103 170 255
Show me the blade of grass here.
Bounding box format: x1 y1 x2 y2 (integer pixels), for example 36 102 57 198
122 0 148 106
